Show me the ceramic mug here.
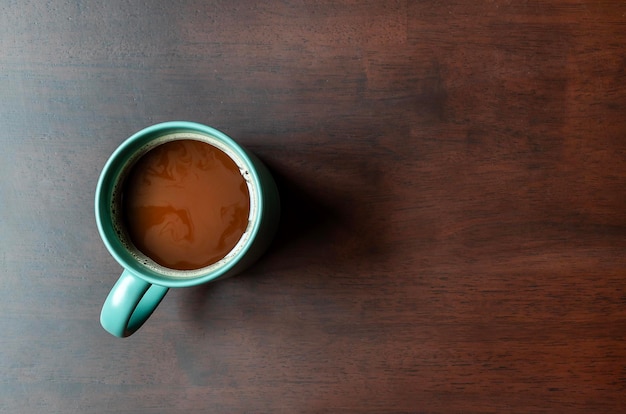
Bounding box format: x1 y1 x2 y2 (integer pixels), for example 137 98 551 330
95 121 280 337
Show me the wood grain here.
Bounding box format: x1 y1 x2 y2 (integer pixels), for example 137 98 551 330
1 1 626 412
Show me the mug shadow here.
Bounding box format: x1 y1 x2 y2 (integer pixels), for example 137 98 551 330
261 163 344 259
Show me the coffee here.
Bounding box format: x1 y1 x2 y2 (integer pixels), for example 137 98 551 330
121 139 251 270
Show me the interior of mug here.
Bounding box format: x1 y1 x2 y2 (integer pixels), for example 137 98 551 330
95 124 262 285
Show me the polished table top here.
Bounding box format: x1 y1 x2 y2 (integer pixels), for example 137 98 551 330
2 1 626 413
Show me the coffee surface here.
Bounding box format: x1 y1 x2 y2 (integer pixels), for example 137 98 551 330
122 139 250 270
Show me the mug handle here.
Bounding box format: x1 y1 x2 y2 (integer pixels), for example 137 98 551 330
100 270 169 338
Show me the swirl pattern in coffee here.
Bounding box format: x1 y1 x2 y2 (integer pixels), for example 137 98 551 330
122 139 250 270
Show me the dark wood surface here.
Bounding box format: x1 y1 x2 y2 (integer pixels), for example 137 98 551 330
2 1 626 412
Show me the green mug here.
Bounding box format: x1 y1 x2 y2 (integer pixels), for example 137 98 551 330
95 121 280 337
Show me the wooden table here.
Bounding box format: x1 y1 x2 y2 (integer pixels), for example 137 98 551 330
2 1 626 412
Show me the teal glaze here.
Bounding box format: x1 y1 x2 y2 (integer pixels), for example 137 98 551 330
96 121 280 338
100 270 169 338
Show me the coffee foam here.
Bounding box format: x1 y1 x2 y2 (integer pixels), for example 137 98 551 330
109 132 258 279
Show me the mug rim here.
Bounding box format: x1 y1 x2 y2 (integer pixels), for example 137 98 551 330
95 121 264 288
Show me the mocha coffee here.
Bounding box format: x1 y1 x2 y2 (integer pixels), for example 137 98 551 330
121 139 251 270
